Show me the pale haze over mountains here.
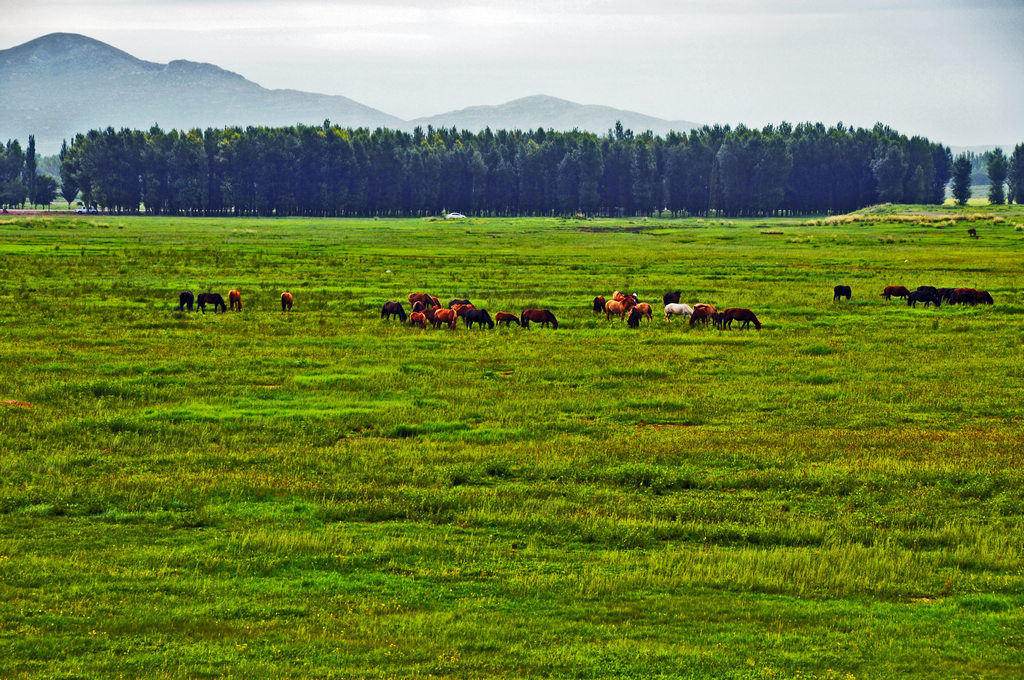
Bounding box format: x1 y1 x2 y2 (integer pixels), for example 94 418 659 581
1 33 701 154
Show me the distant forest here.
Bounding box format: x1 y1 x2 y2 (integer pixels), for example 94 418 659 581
9 121 1019 217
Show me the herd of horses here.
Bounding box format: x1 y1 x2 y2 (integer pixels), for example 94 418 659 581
595 291 763 330
383 294 558 330
873 285 994 307
177 289 294 313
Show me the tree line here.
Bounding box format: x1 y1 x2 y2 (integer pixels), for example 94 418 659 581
3 122 1023 215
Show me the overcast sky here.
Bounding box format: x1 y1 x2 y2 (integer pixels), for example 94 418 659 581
4 0 1022 146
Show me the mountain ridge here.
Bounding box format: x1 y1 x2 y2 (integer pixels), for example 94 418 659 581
1 33 706 153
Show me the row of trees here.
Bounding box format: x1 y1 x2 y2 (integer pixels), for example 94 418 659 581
0 136 60 208
950 146 1024 206
52 121 961 217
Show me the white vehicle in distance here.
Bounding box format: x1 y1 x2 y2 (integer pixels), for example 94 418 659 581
445 212 466 219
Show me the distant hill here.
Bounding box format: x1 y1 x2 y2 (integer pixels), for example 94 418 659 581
1 33 702 153
0 33 402 152
409 95 700 137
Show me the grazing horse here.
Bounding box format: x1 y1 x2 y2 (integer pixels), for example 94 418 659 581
833 285 852 301
196 293 226 313
634 302 653 322
724 308 761 330
381 300 406 321
408 292 440 308
627 307 642 328
411 300 425 313
433 308 458 329
881 286 911 300
228 290 242 311
422 307 438 323
968 227 978 238
689 306 714 327
663 291 682 305
664 303 693 321
464 309 494 329
592 296 607 313
937 288 956 304
495 312 521 327
178 290 194 312
711 312 726 329
604 297 635 321
612 290 628 302
408 312 427 329
449 298 471 309
521 309 558 329
281 292 294 312
908 286 941 308
975 290 994 305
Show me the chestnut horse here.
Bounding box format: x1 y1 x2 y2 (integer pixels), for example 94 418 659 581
605 296 636 321
724 308 761 330
592 296 606 313
521 309 558 329
433 308 458 329
381 300 406 321
449 298 471 309
495 312 521 327
228 290 242 311
634 302 653 322
408 312 427 329
281 291 294 312
408 292 441 308
689 305 715 327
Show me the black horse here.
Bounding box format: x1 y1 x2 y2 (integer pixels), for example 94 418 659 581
936 288 956 304
833 285 852 301
196 293 226 313
178 290 194 312
464 309 494 329
908 286 941 308
381 300 407 322
663 291 682 305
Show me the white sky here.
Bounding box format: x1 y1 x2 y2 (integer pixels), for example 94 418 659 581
3 0 1023 146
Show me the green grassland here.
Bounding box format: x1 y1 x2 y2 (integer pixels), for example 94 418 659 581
1 207 1023 679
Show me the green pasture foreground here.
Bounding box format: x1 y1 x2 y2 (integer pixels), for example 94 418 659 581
1 208 1023 679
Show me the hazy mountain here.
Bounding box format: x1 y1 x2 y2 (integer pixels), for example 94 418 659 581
0 33 402 152
1 33 701 154
410 95 699 137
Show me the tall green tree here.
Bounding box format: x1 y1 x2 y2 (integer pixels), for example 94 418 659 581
1008 144 1024 205
986 148 1008 205
0 139 26 207
25 135 37 207
951 154 973 206
59 139 79 208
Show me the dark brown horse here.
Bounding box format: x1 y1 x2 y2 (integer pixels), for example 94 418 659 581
627 307 642 328
495 312 521 327
196 293 226 313
881 286 911 300
521 309 558 329
281 291 294 312
833 285 851 301
381 300 406 321
228 290 242 311
464 309 494 329
178 290 194 312
592 295 606 313
663 291 682 305
724 308 761 330
689 306 714 327
449 298 472 309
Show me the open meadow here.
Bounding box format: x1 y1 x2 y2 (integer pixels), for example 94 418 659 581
1 207 1023 679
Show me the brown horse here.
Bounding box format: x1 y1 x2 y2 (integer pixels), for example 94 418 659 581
881 286 911 300
196 293 226 313
634 302 653 322
592 295 606 313
521 309 558 329
449 298 471 309
408 312 427 329
689 306 714 327
433 308 458 329
724 308 761 330
495 312 521 327
228 289 242 311
281 291 294 312
381 300 406 321
408 292 441 308
605 297 635 321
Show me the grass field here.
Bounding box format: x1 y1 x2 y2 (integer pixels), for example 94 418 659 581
1 206 1023 679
